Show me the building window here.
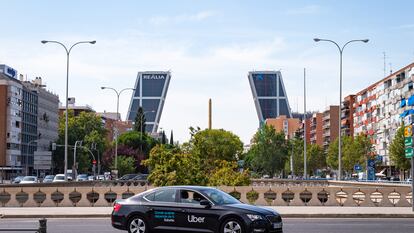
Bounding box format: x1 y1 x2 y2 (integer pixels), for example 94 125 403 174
15 121 20 128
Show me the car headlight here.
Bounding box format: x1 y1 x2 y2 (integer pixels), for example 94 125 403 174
246 214 263 221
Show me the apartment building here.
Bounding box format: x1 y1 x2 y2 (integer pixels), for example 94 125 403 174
265 115 300 139
0 65 59 178
25 78 59 175
341 95 356 137
0 65 23 178
353 62 414 166
310 113 323 146
322 106 340 150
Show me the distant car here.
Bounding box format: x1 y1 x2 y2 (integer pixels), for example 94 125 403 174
76 174 89 181
132 174 148 181
118 174 139 181
111 186 283 233
97 175 105 180
12 176 25 184
43 175 55 183
88 176 95 181
390 177 400 182
406 178 413 183
53 174 66 182
20 176 38 184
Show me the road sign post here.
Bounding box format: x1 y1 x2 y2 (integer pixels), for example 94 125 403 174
412 156 413 212
402 115 414 212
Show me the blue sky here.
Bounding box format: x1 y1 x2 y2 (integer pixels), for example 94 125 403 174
1 0 414 144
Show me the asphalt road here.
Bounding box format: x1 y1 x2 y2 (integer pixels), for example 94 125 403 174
0 218 413 233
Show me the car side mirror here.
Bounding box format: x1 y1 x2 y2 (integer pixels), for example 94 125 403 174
200 200 211 207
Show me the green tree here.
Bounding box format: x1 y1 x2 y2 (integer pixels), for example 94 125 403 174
53 110 107 174
282 138 304 176
170 130 174 145
190 129 244 163
247 125 288 177
326 138 339 170
143 145 207 186
307 144 326 175
112 155 136 177
327 135 373 176
208 160 250 186
117 130 157 155
390 125 411 170
134 107 146 133
161 131 167 144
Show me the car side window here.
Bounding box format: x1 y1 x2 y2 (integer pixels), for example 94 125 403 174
180 190 207 204
147 189 176 203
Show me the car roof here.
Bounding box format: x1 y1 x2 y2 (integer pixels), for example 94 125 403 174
155 186 216 191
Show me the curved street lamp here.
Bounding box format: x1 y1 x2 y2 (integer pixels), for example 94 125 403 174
41 40 96 181
313 38 369 180
101 87 135 172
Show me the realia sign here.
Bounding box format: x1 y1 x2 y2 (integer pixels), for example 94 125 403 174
143 74 166 80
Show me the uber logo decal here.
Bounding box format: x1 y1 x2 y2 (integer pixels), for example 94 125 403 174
188 215 205 223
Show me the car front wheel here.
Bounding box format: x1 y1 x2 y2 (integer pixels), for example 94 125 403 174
128 216 148 233
221 218 244 233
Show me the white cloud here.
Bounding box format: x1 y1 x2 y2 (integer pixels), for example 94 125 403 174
285 5 321 15
149 10 216 25
396 24 414 29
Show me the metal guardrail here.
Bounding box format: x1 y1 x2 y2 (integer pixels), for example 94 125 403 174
0 219 46 233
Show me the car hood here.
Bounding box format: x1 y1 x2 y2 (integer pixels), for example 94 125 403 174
225 203 278 215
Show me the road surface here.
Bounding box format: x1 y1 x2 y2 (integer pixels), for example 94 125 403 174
0 218 413 233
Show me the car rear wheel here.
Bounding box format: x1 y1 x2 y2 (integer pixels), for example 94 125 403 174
128 216 148 233
221 218 243 233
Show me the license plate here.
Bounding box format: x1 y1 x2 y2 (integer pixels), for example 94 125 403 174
273 222 282 229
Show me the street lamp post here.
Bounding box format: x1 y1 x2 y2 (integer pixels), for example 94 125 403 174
313 38 369 180
42 40 96 181
100 87 135 172
25 140 37 176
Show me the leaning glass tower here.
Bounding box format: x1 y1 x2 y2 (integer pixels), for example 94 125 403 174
127 71 171 133
248 71 292 125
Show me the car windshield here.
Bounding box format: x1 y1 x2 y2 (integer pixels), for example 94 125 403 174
201 189 240 205
121 174 137 179
23 177 36 181
45 175 54 179
55 176 65 180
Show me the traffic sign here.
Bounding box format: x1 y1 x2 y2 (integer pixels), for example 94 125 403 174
354 165 362 171
404 115 413 125
405 147 413 158
92 160 97 165
405 125 413 137
405 137 413 147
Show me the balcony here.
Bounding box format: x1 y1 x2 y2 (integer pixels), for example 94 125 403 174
323 123 330 129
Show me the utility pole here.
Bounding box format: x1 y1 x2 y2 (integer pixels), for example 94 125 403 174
303 68 307 179
208 98 212 130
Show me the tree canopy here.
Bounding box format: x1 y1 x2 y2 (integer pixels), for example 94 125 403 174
246 125 289 177
53 110 107 174
389 125 411 170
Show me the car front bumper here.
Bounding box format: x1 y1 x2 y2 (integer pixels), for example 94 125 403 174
247 219 283 233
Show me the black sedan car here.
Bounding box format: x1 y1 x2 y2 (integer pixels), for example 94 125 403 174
112 186 283 233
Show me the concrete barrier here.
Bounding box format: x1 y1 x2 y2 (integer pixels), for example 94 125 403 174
0 180 411 207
